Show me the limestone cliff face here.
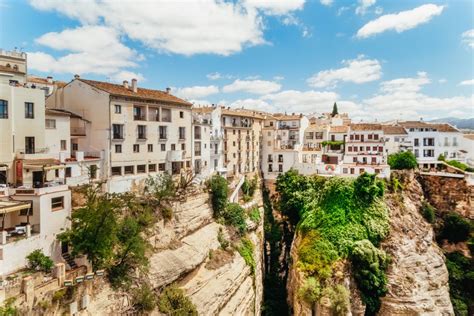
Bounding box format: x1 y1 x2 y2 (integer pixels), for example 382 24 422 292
379 172 453 315
86 190 264 315
286 171 454 316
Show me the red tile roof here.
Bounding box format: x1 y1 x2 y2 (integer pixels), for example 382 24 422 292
350 123 383 131
79 79 192 106
382 125 408 135
330 126 349 133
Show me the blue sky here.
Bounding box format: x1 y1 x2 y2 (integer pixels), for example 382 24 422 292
1 0 473 121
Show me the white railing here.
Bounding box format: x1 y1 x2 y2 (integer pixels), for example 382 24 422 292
229 176 245 203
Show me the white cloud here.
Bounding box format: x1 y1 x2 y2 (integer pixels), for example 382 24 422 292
206 72 235 80
110 70 144 83
355 0 376 15
362 72 474 120
459 79 474 86
320 0 333 6
173 85 219 99
29 0 305 56
356 4 444 38
223 79 281 94
307 55 382 88
229 98 273 112
28 25 141 79
261 90 339 112
438 78 447 84
461 29 474 49
244 0 305 15
273 75 284 81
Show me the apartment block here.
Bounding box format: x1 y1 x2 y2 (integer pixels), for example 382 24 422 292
382 125 412 155
342 124 390 177
261 114 309 179
47 77 193 193
191 108 212 178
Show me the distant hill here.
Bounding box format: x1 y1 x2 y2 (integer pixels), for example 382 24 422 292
429 117 474 130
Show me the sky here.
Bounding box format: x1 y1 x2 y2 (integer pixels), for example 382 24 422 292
0 0 473 121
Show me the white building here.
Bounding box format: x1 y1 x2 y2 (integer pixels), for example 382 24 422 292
47 77 193 193
382 125 412 155
191 109 212 179
261 114 309 179
341 123 390 178
0 185 71 276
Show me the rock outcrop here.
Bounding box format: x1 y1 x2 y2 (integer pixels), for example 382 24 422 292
379 172 453 315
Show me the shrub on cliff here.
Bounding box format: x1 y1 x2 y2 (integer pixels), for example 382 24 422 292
209 174 228 218
241 175 258 199
322 285 350 316
222 203 247 235
276 169 311 225
158 284 197 315
297 277 321 305
27 249 54 273
132 284 157 312
445 252 474 316
237 237 255 274
421 201 436 224
388 151 418 170
354 172 385 205
441 212 471 243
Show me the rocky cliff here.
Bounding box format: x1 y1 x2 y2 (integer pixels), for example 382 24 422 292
86 189 264 315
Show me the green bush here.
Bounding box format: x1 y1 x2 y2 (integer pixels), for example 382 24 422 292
354 172 385 205
158 285 197 316
445 252 474 316
421 201 436 224
145 173 176 205
222 203 247 235
441 213 471 243
322 285 350 316
209 175 228 218
297 277 321 305
0 298 17 316
241 175 258 199
217 227 230 250
27 250 54 273
248 207 261 223
237 237 255 274
351 240 390 315
388 151 418 170
297 231 339 280
132 284 157 312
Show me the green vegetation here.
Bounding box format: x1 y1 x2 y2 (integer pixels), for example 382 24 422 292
209 174 229 218
445 252 474 315
59 185 153 289
440 212 471 243
158 284 198 316
0 298 17 316
321 140 345 147
217 227 230 250
322 285 350 316
420 201 436 224
351 240 390 315
222 203 247 235
276 170 390 315
241 175 258 200
388 151 418 170
444 159 474 172
331 102 338 117
248 207 261 223
26 249 54 273
297 277 321 305
132 284 157 312
237 237 255 275
145 173 176 221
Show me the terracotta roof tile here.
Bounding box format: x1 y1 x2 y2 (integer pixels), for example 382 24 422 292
79 79 192 106
398 121 460 132
221 108 265 119
350 123 383 131
382 125 408 135
464 134 474 140
330 126 349 133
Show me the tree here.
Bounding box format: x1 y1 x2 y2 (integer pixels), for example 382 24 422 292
222 203 247 235
331 102 338 117
158 285 198 315
209 174 228 218
26 250 54 273
132 284 157 312
388 151 418 170
353 172 384 205
145 173 176 207
441 212 471 243
275 169 309 225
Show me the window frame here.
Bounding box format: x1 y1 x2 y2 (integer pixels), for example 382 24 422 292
24 102 34 119
51 196 64 211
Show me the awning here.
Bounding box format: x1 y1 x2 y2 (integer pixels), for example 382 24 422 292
43 165 66 171
0 200 31 214
22 158 61 170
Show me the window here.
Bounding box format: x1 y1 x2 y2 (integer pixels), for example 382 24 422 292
137 165 146 173
111 166 122 176
158 163 166 171
72 143 78 151
179 111 184 118
65 167 71 178
137 125 147 139
148 144 153 152
423 149 434 157
181 143 185 150
171 144 176 151
115 144 122 153
278 155 283 162
159 126 167 139
89 165 97 179
414 149 419 158
46 119 56 129
51 196 64 211
368 134 373 140
133 106 144 120
179 127 186 139
0 100 7 118
114 104 121 114
162 108 171 122
25 137 35 154
124 166 134 174
25 102 34 119
268 164 273 172
279 164 283 172
374 134 379 140
133 144 140 153
148 164 156 172
112 124 124 139
60 140 67 151
414 138 419 146
423 138 435 146
161 144 166 151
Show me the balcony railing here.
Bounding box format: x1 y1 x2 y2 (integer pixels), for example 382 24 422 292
134 114 146 121
113 134 124 140
17 147 49 155
194 151 202 156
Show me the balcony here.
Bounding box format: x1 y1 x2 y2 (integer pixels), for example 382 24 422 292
112 134 124 140
15 148 51 160
70 126 86 136
134 114 146 121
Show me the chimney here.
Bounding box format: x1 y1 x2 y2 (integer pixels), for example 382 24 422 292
131 78 137 93
123 80 129 89
47 76 53 84
74 74 80 80
165 87 171 94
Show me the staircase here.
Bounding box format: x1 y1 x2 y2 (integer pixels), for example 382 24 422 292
62 253 78 269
